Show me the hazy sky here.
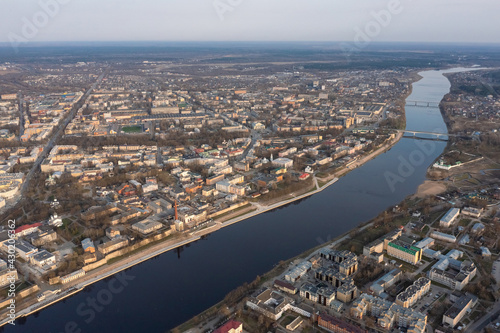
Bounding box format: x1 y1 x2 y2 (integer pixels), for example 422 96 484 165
1 0 499 44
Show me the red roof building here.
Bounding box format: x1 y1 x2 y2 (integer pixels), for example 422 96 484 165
214 320 243 333
15 223 42 237
117 184 136 197
299 173 310 180
318 313 367 333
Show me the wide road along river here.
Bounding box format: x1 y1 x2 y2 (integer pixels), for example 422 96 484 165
4 68 470 333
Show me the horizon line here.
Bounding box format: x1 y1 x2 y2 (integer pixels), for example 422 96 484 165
1 40 500 47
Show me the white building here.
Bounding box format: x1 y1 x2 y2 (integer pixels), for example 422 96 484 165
285 261 312 282
440 208 460 228
30 249 56 269
272 158 293 169
48 213 63 227
132 219 163 235
15 240 38 261
430 231 456 243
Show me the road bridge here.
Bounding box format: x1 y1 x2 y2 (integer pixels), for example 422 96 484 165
406 100 440 108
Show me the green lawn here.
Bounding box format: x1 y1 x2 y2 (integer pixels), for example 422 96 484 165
459 218 472 227
62 218 72 228
121 125 143 133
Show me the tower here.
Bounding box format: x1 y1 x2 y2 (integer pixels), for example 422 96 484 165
174 200 178 221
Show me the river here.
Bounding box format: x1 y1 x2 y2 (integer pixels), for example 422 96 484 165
4 68 470 333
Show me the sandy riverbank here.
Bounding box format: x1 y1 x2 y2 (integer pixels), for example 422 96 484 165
414 180 447 198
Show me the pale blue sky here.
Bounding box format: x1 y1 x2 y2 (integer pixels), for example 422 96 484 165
1 0 499 43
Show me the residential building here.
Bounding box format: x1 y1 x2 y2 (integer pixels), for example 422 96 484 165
60 269 85 284
395 277 431 308
285 261 312 282
462 207 482 218
319 249 358 276
387 240 422 265
272 157 293 169
15 240 38 261
337 282 358 303
206 174 224 186
82 238 95 253
30 249 56 269
442 294 477 328
0 268 18 287
369 269 401 296
428 260 476 291
300 282 336 306
106 227 121 239
214 320 243 333
273 279 298 295
351 294 427 332
142 177 158 193
246 288 292 320
318 312 367 333
215 180 245 196
430 231 456 243
440 208 460 228
97 237 129 255
132 219 163 235
31 228 57 246
14 222 42 238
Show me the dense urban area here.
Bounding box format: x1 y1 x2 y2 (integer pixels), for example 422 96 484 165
0 47 500 333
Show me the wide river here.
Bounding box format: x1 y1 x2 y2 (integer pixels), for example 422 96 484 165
4 68 470 333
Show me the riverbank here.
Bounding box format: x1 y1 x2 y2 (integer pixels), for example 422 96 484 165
171 69 460 333
172 196 413 333
0 126 406 328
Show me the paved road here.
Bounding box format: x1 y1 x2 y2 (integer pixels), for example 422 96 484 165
17 92 24 138
466 303 500 332
19 70 107 196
